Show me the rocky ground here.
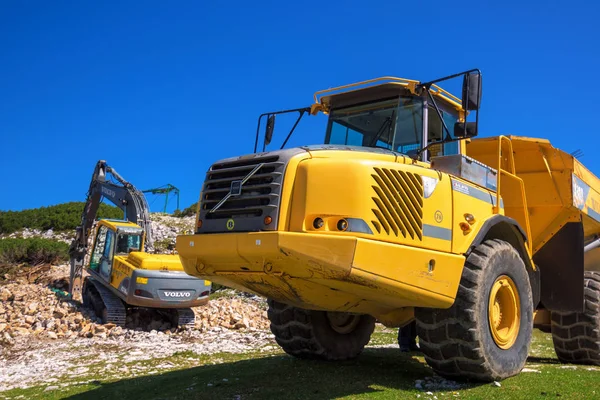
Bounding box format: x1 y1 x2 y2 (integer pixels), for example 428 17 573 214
0 270 270 346
0 263 275 392
0 212 278 393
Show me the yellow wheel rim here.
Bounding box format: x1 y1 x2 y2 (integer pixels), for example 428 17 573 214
488 275 520 349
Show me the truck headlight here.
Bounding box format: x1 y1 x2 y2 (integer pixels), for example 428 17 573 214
422 176 439 198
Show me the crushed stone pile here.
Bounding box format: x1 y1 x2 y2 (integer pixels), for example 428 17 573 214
0 280 270 347
147 214 195 253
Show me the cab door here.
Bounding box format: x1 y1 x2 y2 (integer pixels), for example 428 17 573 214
89 225 116 280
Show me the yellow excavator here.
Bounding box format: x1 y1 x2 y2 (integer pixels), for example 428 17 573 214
176 69 600 381
69 160 211 327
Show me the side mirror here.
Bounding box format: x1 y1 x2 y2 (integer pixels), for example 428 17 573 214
462 72 482 111
454 122 478 138
264 114 275 146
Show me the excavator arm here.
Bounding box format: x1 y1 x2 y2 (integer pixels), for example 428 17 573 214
68 160 153 298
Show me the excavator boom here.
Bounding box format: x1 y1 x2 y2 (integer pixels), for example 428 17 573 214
68 160 153 297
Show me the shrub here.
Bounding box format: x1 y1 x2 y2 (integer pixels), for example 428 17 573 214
0 238 69 265
0 202 123 234
173 202 198 218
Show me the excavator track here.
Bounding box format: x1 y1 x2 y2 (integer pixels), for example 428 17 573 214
173 308 196 327
84 278 127 327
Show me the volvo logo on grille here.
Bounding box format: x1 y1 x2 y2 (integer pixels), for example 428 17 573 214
230 180 242 196
208 163 264 214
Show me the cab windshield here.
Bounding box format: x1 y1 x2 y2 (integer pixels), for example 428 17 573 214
324 95 460 159
115 232 142 255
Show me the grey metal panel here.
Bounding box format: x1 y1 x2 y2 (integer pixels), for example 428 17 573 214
432 154 498 192
423 224 452 241
450 178 503 208
123 269 211 308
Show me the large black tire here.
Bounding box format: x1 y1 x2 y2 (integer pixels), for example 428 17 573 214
415 239 533 381
267 299 375 361
551 271 600 365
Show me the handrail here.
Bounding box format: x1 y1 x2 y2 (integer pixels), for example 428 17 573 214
312 76 463 110
495 136 533 255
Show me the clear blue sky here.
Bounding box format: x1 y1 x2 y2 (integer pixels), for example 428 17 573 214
1 1 599 212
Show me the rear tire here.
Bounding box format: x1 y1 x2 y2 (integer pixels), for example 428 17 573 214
415 239 533 381
551 271 600 365
267 299 375 360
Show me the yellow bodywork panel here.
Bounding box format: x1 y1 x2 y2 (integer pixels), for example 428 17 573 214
176 231 465 321
285 154 454 253
107 253 188 291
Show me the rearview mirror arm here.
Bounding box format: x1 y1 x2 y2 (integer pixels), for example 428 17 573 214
254 106 312 153
424 85 452 141
279 108 310 150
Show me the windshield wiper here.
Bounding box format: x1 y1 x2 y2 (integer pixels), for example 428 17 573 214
368 110 395 148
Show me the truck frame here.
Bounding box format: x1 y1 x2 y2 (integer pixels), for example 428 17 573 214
176 70 600 381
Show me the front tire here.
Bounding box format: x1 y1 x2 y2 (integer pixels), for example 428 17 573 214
551 271 600 365
267 299 375 361
415 239 533 381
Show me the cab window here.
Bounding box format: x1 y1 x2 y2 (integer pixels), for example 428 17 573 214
90 225 108 272
99 229 115 278
325 96 423 154
115 233 142 255
426 106 460 159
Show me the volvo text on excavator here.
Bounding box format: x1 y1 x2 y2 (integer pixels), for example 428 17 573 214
69 160 211 327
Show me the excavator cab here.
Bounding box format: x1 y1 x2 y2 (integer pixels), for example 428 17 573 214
89 219 143 277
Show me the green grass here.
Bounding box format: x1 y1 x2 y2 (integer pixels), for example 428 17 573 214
2 329 599 400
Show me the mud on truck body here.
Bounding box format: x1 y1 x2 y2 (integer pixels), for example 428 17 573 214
176 70 600 381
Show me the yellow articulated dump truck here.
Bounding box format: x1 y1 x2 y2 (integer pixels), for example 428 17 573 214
176 69 600 381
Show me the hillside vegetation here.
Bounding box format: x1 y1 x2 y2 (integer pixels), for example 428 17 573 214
0 237 69 265
173 202 197 217
0 202 123 234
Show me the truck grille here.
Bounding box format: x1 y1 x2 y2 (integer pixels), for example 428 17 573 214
370 167 423 240
197 154 286 232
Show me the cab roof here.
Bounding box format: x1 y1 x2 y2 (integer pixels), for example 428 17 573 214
97 219 142 231
313 77 463 114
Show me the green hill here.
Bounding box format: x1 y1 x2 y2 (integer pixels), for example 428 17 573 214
0 202 123 234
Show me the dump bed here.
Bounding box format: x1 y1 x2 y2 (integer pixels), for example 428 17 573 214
466 135 600 271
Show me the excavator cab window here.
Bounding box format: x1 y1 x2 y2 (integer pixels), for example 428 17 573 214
90 225 108 272
115 232 142 255
99 229 115 279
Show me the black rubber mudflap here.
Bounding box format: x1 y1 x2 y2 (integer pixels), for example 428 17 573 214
533 222 585 313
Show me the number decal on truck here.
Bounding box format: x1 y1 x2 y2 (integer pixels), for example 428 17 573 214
226 219 235 230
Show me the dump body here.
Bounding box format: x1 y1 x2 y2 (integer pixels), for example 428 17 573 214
465 135 600 312
466 135 600 259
